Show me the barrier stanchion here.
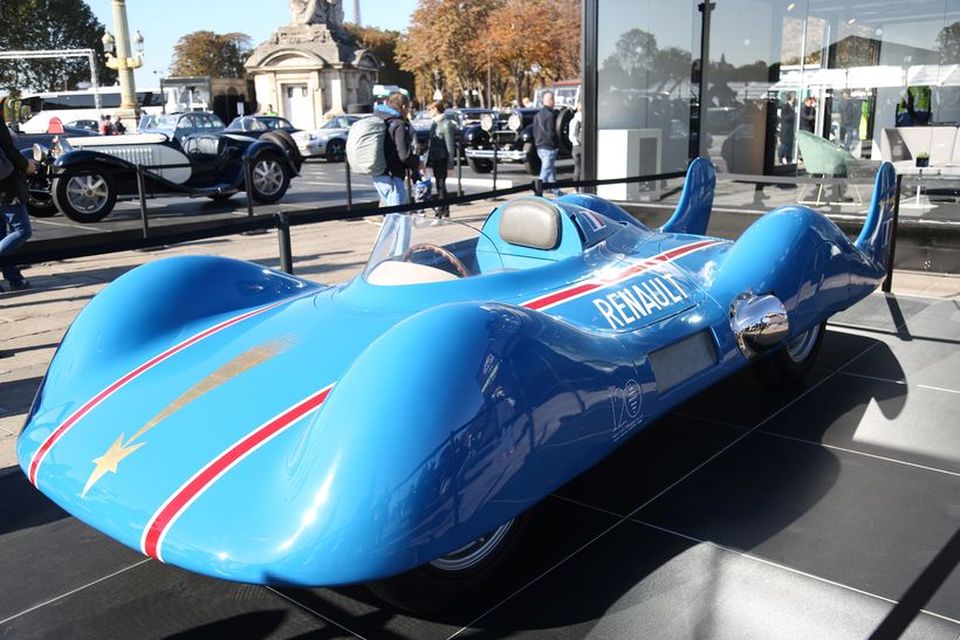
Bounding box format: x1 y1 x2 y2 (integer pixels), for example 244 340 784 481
457 139 464 197
533 178 544 197
882 174 903 293
275 210 294 275
492 140 498 193
244 156 255 218
136 164 149 239
345 156 353 211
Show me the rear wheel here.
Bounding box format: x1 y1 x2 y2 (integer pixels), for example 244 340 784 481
366 516 525 613
467 157 493 174
248 155 290 204
751 322 825 385
261 130 303 172
325 138 345 162
52 166 117 223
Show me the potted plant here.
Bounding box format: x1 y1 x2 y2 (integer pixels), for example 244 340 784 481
916 152 930 168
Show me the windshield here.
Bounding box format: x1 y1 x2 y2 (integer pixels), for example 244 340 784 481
363 214 503 286
228 117 267 132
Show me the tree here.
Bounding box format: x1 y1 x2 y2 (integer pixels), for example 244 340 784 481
937 21 960 63
170 31 252 78
0 0 116 94
343 24 414 96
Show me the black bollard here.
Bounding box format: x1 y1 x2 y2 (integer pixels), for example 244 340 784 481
136 164 149 239
275 210 294 275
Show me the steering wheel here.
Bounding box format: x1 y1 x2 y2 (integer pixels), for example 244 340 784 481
402 243 470 278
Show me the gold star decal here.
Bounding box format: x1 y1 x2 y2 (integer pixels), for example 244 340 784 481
82 434 146 497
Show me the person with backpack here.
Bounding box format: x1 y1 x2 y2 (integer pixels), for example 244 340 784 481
426 100 456 219
346 92 422 207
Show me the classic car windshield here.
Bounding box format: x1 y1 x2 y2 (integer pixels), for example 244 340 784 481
363 214 503 286
228 117 268 132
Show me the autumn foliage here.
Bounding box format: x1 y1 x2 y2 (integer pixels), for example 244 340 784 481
397 0 580 107
170 32 253 79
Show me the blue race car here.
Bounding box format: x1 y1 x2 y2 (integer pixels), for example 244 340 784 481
18 159 897 611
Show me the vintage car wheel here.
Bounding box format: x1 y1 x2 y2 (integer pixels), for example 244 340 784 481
27 195 58 218
261 131 303 172
52 166 117 223
752 321 825 385
555 107 574 155
248 155 291 204
523 142 542 176
366 516 525 613
325 138 346 162
467 157 493 174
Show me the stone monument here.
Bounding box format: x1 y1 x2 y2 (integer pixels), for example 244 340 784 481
245 0 379 129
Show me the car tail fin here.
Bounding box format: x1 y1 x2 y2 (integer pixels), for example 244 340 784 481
660 158 716 236
855 162 897 269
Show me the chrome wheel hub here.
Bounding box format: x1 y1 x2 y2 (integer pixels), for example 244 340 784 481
66 175 108 213
785 324 821 363
253 159 284 196
429 519 515 573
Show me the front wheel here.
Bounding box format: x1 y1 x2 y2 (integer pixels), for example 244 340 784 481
523 142 542 176
248 155 291 204
751 321 825 385
325 138 345 162
467 157 493 174
51 166 117 223
366 515 525 613
27 195 58 217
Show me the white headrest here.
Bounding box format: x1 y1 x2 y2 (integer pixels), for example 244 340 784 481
499 198 560 250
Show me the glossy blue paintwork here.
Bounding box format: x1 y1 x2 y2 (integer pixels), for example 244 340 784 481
18 162 897 587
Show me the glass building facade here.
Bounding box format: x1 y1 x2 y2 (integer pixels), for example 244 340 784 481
585 0 960 190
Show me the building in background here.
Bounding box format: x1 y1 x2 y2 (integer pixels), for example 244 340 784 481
245 0 379 129
583 0 960 195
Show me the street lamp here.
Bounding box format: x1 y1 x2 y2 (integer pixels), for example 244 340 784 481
102 0 144 123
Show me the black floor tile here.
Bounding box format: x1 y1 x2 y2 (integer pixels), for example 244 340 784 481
815 328 892 373
830 293 932 333
457 520 960 640
672 364 832 429
0 561 335 640
0 474 144 622
274 497 620 640
554 413 745 515
901 299 960 343
762 373 960 474
637 431 960 620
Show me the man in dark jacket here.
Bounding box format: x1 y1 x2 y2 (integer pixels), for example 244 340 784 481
0 96 36 291
777 92 796 164
533 91 563 196
799 96 817 134
372 92 421 207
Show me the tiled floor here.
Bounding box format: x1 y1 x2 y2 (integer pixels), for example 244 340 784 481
2 293 959 640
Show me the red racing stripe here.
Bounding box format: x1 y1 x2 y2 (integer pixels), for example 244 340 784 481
141 384 333 562
522 239 725 312
28 297 301 486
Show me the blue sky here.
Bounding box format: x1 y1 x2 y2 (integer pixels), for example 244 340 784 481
87 0 417 87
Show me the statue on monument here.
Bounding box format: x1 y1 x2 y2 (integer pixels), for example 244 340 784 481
289 0 343 26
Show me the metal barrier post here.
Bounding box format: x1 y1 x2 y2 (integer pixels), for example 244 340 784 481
456 139 463 197
533 178 544 197
136 164 149 239
245 156 255 218
275 210 294 275
882 174 903 293
345 156 353 211
492 139 498 192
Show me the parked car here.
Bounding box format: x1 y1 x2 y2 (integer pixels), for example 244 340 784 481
65 119 100 133
17 159 898 612
141 111 226 143
225 116 299 138
291 114 364 161
28 125 301 223
463 107 574 175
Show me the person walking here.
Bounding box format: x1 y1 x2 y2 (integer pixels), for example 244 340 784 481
0 96 37 292
839 89 862 152
799 96 817 134
111 114 127 135
426 100 455 219
98 114 112 136
534 90 563 197
372 92 420 207
569 101 583 189
777 92 796 164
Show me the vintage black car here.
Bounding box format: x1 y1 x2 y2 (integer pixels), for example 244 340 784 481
225 115 299 138
27 128 301 223
462 107 573 175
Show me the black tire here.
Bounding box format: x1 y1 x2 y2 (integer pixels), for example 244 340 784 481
467 157 493 174
325 138 346 162
27 195 58 217
555 107 574 155
523 142 542 176
247 154 291 204
261 130 303 172
751 321 825 385
366 515 526 613
51 165 117 223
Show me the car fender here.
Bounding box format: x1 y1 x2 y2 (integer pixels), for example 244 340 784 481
53 149 134 172
245 139 299 176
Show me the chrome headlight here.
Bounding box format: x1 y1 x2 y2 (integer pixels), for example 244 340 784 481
480 113 495 132
729 292 789 358
32 143 48 162
507 113 522 132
